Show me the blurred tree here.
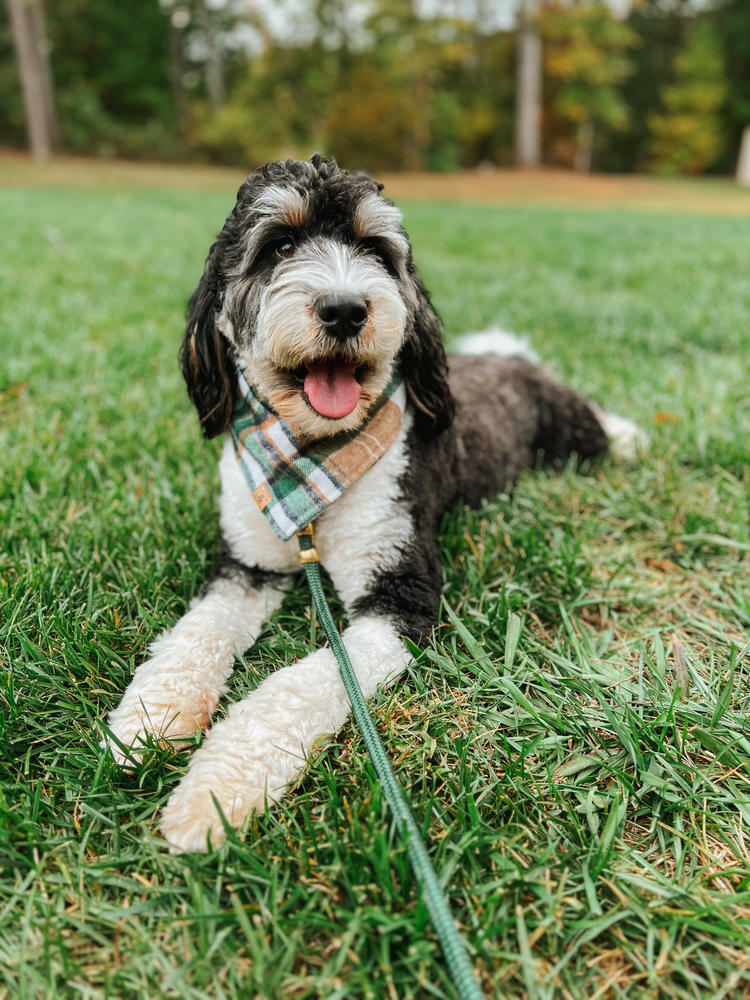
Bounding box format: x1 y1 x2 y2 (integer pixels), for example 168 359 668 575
45 0 179 157
458 30 515 167
188 25 336 165
196 0 225 109
166 4 190 137
714 0 750 174
341 0 427 170
189 0 515 173
647 18 726 174
327 1 514 172
0 0 742 177
0 8 26 146
7 0 58 160
541 0 636 172
326 57 419 171
515 0 542 167
602 0 690 172
737 127 750 185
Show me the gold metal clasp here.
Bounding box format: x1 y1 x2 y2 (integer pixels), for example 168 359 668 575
297 522 320 564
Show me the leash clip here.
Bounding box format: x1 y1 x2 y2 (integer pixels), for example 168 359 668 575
297 522 320 564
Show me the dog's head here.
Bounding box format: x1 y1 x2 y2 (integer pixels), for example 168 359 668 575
180 155 454 442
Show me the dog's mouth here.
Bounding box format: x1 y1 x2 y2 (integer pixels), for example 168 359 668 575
289 360 372 419
245 350 387 440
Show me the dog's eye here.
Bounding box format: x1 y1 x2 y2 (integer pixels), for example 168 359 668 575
274 239 296 259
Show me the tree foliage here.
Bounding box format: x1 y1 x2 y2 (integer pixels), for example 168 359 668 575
0 0 745 175
541 0 636 170
647 19 727 174
187 3 515 173
714 0 750 171
2 0 179 158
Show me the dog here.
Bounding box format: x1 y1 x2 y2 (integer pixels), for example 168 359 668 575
104 155 643 852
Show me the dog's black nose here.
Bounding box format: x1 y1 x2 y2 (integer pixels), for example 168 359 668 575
316 293 369 340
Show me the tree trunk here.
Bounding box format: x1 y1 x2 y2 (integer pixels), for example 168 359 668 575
28 0 59 144
574 119 594 173
197 0 225 109
168 14 189 136
7 0 56 161
737 125 750 187
515 0 542 168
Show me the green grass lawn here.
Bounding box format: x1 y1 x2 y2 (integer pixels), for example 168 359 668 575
1 175 749 999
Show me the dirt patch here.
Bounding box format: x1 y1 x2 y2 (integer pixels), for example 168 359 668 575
1 150 749 216
380 167 750 216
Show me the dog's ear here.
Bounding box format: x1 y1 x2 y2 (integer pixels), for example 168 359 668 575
179 253 236 440
400 272 455 437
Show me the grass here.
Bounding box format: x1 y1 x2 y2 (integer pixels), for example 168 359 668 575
1 162 749 999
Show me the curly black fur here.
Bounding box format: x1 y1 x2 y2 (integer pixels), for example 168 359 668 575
179 255 237 439
400 270 455 437
353 355 609 642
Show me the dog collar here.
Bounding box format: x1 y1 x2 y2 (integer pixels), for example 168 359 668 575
231 368 405 541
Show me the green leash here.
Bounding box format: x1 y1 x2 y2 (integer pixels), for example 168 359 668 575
298 525 485 1000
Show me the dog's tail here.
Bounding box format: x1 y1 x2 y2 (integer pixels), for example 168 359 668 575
451 326 540 365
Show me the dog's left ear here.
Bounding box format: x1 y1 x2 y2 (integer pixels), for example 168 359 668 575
400 272 455 437
179 252 236 440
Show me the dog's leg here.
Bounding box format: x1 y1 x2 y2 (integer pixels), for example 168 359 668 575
160 539 441 853
478 359 644 468
104 560 290 765
524 363 647 465
159 614 413 851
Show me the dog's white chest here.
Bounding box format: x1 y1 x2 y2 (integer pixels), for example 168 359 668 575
218 438 300 574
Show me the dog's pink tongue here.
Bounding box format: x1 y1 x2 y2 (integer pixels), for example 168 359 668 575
304 361 361 418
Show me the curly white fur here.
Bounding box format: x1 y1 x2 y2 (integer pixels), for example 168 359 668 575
104 577 288 764
160 616 409 852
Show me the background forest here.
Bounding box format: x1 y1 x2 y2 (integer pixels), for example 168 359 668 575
2 0 749 177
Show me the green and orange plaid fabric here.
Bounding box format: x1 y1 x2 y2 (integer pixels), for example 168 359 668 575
231 369 405 541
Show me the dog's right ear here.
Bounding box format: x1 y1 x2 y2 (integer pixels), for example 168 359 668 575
179 257 236 440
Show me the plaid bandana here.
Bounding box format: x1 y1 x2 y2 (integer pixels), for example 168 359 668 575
231 369 406 541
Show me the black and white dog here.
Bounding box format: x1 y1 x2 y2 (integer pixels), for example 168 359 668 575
105 155 643 852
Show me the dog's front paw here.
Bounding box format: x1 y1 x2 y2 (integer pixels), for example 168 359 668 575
160 652 350 851
159 707 301 852
102 639 227 766
103 686 219 767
